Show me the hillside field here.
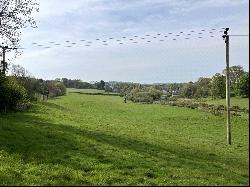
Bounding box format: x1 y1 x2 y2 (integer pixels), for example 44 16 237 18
0 89 249 185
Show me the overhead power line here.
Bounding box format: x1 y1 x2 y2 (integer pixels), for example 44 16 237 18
10 27 229 50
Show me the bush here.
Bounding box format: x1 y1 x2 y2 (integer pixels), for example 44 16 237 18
14 76 43 101
46 81 67 98
54 82 67 96
128 87 162 103
0 76 28 111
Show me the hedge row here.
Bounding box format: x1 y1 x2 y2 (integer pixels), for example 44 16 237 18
161 98 248 116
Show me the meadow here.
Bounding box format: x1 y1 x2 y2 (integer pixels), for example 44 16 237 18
202 97 249 109
0 89 249 185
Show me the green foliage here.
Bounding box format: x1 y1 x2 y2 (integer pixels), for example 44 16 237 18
203 97 249 110
234 72 249 98
100 80 105 90
223 65 245 93
112 82 139 96
61 78 107 90
47 81 67 97
15 77 43 101
180 82 197 98
61 78 92 89
0 76 28 111
128 87 162 103
211 73 226 99
195 77 212 98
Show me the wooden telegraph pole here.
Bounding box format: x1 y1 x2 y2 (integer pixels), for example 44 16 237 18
0 45 8 75
222 28 231 145
0 45 18 75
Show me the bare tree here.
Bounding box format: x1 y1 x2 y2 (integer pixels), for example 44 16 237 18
11 63 32 77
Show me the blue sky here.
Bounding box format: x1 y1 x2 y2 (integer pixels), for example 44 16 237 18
11 0 249 83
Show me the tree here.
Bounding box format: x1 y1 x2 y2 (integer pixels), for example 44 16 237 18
0 0 39 46
11 64 31 77
195 77 211 98
234 72 249 98
211 73 226 99
1 0 38 76
222 65 245 93
99 80 105 90
10 64 41 100
128 87 162 103
181 81 197 98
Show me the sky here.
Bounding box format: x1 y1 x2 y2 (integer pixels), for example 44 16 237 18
9 0 249 83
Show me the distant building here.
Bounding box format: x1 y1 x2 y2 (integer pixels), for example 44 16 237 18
172 90 179 97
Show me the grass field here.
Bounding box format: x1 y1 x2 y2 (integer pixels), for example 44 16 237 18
0 90 249 185
202 97 249 109
68 88 106 94
68 88 119 96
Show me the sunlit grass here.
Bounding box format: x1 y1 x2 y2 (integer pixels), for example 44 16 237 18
0 90 248 185
203 97 249 109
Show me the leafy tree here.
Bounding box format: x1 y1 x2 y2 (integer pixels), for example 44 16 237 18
234 72 249 98
0 0 39 46
0 0 38 76
167 83 182 93
128 87 162 103
104 83 113 92
99 80 105 90
181 81 197 98
222 65 245 93
195 77 212 98
211 73 226 99
61 78 93 89
47 81 66 97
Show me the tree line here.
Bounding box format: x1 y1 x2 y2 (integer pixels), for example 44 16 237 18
57 65 248 104
60 78 105 90
0 64 66 112
0 64 248 111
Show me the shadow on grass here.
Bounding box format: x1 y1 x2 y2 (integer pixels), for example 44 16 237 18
69 91 120 96
0 104 248 185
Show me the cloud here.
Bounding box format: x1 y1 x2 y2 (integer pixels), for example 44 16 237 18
11 0 249 82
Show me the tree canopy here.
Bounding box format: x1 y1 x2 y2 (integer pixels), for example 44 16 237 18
0 0 38 46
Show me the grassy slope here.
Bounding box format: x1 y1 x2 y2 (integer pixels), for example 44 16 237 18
0 90 249 185
203 97 249 109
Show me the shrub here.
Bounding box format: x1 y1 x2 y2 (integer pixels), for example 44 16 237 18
47 81 67 98
0 76 28 111
128 87 162 103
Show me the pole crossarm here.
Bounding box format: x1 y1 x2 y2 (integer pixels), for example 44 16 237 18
228 35 249 36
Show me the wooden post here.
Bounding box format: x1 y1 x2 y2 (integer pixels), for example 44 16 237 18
2 47 6 74
225 35 231 145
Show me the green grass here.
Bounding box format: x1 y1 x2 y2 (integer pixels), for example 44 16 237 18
67 88 119 96
67 88 106 94
0 90 249 185
202 97 249 109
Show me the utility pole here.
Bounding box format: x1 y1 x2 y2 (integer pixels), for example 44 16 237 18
0 45 17 75
0 45 8 75
222 28 231 145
